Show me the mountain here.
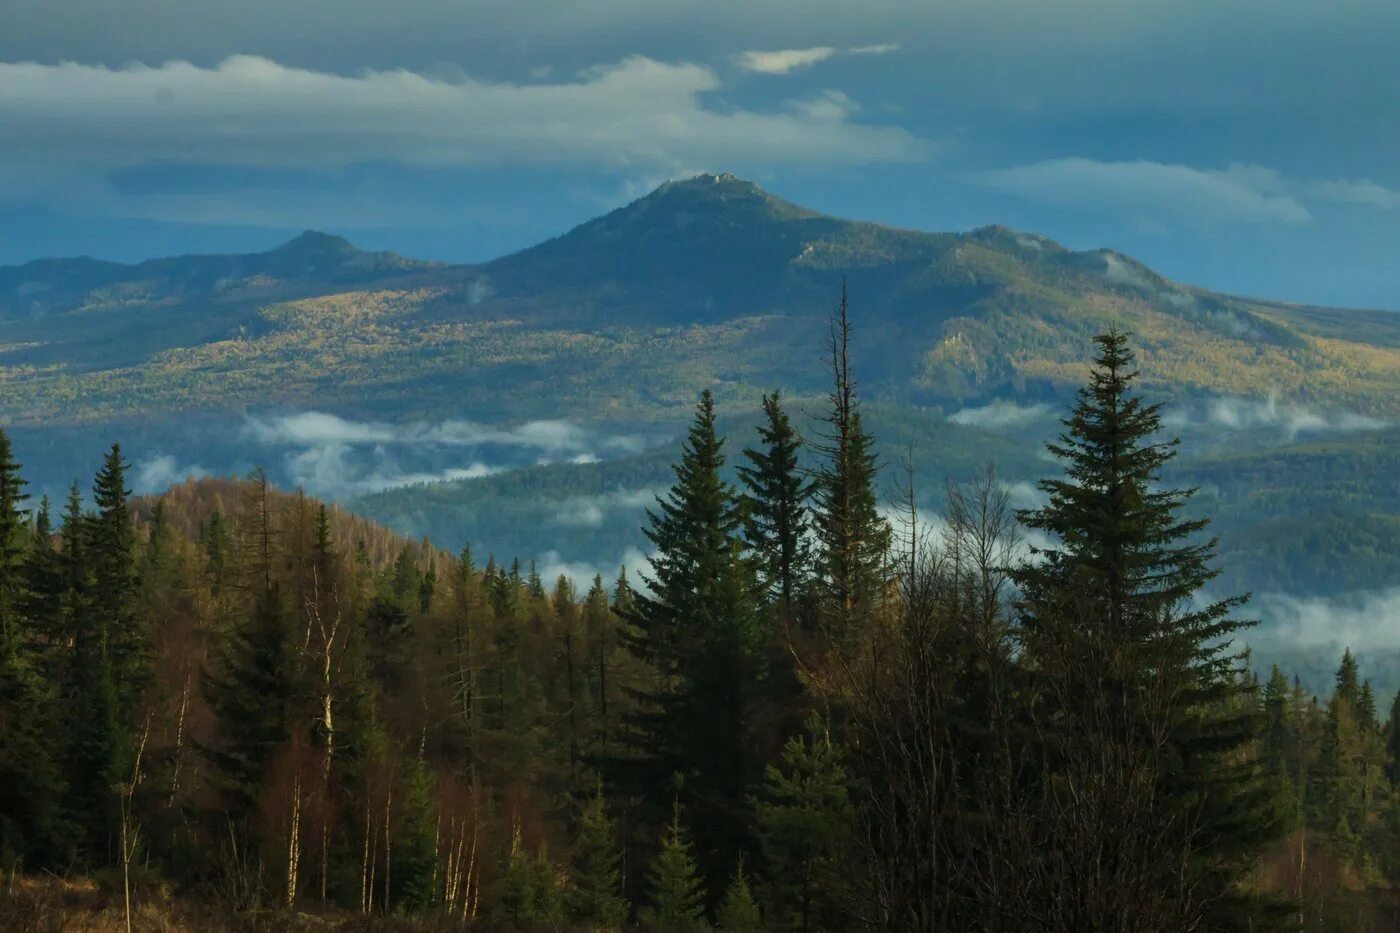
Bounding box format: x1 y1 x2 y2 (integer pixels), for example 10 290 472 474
1 173 1396 683
0 230 438 320
4 172 1397 434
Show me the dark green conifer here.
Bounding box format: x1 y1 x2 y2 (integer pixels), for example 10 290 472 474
569 789 630 928
1012 330 1290 928
622 390 765 884
738 391 812 612
811 287 890 640
642 805 708 932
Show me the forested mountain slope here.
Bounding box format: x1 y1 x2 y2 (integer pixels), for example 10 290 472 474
2 173 1400 428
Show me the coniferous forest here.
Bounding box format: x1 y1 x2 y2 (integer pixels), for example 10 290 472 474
3 309 1400 931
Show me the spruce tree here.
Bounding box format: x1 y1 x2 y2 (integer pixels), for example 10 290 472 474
716 858 763 933
0 432 68 867
201 583 294 817
569 789 630 928
642 806 708 932
755 716 854 932
1012 330 1290 928
622 390 765 884
91 444 146 714
738 391 813 612
1386 689 1400 786
58 482 125 864
811 286 890 641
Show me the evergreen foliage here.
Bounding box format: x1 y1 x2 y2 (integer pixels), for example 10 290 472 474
642 806 708 932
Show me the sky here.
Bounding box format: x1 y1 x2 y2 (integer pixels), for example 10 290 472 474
1 0 1398 308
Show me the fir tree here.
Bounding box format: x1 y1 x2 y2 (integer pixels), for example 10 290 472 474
612 566 636 617
1384 689 1400 786
755 716 854 933
1012 330 1291 928
623 390 765 884
494 828 565 927
90 444 146 713
392 755 439 911
738 391 813 612
201 582 294 818
58 482 126 864
0 431 68 867
811 286 890 641
642 805 708 932
569 789 630 928
716 858 762 933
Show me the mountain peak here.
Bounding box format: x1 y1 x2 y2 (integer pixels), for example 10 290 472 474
635 172 818 222
272 230 358 258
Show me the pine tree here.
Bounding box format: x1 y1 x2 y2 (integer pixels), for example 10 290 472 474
57 481 126 864
91 444 146 714
1335 648 1361 711
1012 330 1290 928
202 583 295 818
0 431 68 867
569 789 630 928
755 716 854 933
622 390 765 884
642 806 708 932
392 755 439 911
811 286 890 641
738 391 812 612
1386 689 1400 786
494 828 565 927
611 566 636 617
716 858 762 933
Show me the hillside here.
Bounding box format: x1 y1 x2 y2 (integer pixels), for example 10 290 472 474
2 173 1400 430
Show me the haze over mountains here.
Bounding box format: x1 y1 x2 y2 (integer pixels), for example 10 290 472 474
3 173 1398 687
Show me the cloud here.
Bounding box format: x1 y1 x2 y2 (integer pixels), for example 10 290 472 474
1251 588 1400 655
550 487 664 528
131 454 210 494
1161 394 1387 440
948 400 1055 431
240 410 656 499
536 546 654 590
1313 177 1400 211
0 54 924 191
243 411 648 456
735 42 898 74
282 442 499 498
736 47 839 74
976 159 1313 226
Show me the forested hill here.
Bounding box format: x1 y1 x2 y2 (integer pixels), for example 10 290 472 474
3 173 1400 428
3 330 1399 928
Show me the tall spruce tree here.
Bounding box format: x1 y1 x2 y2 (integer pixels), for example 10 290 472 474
738 391 813 612
91 444 146 715
622 390 765 887
811 286 890 641
1384 690 1400 787
1013 330 1291 929
0 431 68 867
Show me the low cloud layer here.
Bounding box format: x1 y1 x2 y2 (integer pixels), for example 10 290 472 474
1162 395 1388 440
948 400 1055 432
132 454 210 494
536 546 653 591
244 411 647 457
238 410 653 499
550 488 665 528
1251 588 1400 658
